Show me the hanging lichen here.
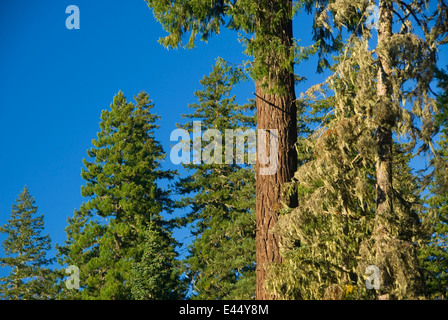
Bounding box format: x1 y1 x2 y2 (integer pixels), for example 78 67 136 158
266 0 447 300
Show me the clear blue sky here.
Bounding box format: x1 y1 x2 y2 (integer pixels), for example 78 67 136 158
0 0 257 260
0 0 446 268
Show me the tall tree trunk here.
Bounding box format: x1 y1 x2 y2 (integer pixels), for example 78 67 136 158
376 0 394 222
374 0 394 300
373 0 424 299
255 1 297 300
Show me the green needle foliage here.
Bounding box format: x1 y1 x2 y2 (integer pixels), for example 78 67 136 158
144 1 327 300
176 59 256 299
267 0 448 299
0 186 56 300
420 67 448 299
57 91 185 300
130 221 186 300
145 0 320 94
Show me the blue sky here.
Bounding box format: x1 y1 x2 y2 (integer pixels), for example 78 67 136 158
0 0 321 263
0 0 446 271
0 0 256 260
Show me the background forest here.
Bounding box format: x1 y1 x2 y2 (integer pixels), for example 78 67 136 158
0 0 448 300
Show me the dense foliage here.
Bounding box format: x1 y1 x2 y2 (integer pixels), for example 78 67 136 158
1 1 448 300
175 59 256 299
56 92 185 299
0 187 56 299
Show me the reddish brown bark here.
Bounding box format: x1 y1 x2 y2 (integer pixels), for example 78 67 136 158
255 87 297 300
255 3 297 299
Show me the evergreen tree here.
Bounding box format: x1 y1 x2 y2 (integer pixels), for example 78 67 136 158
130 221 186 299
0 186 55 300
420 67 448 299
268 0 448 299
143 0 326 299
57 91 185 300
266 49 379 298
365 0 446 300
176 59 256 299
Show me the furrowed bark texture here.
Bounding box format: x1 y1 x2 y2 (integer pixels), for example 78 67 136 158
255 2 297 300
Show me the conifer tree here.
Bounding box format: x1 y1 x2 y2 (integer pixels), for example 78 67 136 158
268 0 448 299
0 186 55 300
420 67 448 299
130 221 186 299
143 0 327 299
266 48 379 298
176 59 256 299
57 91 185 300
366 0 446 300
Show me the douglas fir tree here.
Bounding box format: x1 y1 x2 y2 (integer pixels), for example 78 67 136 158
0 186 55 299
175 59 256 299
57 91 185 299
143 0 328 299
